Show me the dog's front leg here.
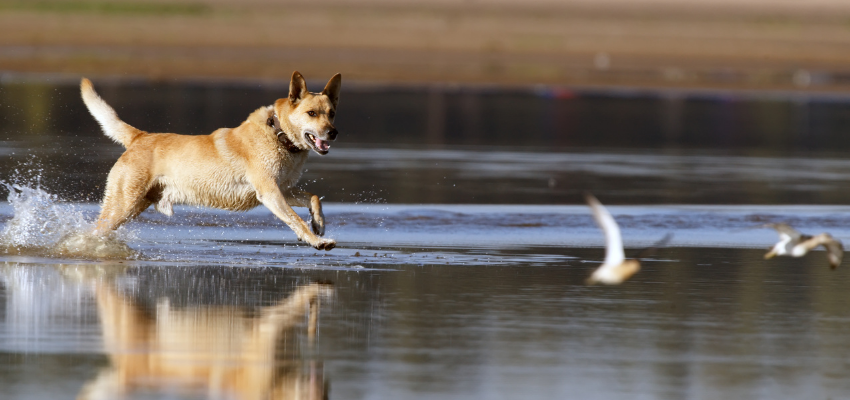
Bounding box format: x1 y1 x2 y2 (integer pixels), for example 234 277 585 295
251 178 335 250
285 187 325 236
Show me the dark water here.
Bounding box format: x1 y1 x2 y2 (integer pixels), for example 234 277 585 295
2 247 850 399
2 79 850 399
4 78 850 205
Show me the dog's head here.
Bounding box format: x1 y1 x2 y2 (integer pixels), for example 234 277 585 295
275 71 341 156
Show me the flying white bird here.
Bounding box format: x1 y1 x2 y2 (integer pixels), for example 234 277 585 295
585 194 636 285
764 223 843 269
585 193 671 285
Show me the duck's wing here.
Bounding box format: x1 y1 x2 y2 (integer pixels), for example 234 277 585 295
585 193 625 267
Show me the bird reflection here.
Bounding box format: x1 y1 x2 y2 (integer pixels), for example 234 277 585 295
77 273 333 400
764 223 844 269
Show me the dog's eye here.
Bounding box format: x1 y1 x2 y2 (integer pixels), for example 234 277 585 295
307 111 317 117
329 111 335 119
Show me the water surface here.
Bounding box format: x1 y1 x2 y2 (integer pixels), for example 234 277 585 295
2 80 850 399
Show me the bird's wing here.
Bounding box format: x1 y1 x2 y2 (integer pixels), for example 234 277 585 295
585 193 625 267
815 234 844 269
634 233 673 260
766 223 803 240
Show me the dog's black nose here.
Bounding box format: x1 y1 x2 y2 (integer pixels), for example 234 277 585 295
328 128 338 140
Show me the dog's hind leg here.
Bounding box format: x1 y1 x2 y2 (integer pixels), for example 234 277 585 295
93 163 153 236
94 194 152 236
284 187 326 236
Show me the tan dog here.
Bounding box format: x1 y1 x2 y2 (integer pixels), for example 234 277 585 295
80 72 340 250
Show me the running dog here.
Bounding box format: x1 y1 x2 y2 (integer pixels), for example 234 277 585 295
80 71 340 250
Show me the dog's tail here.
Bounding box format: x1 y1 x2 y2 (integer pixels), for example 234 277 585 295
80 78 145 147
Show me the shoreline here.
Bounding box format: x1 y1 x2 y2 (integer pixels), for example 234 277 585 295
3 1 850 92
7 69 850 101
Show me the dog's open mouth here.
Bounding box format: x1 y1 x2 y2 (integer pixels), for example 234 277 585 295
305 133 330 155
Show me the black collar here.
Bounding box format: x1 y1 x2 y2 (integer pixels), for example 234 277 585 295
267 113 303 154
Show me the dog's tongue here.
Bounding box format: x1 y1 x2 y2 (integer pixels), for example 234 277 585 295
315 137 330 151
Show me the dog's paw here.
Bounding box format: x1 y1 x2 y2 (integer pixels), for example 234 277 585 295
313 238 336 251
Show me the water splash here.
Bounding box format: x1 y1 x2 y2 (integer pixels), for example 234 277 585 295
0 182 137 260
1 183 85 247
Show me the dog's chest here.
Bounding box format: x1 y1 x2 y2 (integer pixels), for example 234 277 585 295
274 150 309 188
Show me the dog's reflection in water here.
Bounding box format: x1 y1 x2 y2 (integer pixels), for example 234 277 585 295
78 278 333 400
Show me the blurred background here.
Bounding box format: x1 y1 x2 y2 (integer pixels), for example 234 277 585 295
4 0 850 205
2 0 850 89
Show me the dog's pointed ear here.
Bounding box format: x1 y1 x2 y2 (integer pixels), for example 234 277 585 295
322 73 342 108
289 71 308 105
